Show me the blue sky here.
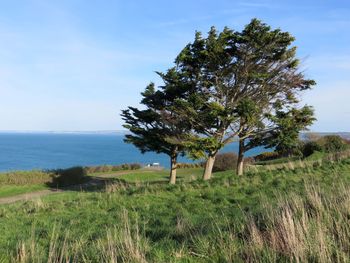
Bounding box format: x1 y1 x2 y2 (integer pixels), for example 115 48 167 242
0 0 349 132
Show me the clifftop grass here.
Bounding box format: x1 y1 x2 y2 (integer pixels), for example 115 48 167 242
0 159 350 262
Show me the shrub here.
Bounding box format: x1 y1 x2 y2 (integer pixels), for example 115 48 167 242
213 152 238 172
50 167 88 187
319 135 348 153
129 163 142 170
84 163 141 174
300 141 323 157
254 151 279 162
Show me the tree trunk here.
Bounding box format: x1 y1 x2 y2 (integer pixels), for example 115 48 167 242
202 154 216 180
169 154 177 184
236 139 245 176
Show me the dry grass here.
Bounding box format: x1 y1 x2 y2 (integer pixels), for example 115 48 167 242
0 171 53 186
243 183 350 262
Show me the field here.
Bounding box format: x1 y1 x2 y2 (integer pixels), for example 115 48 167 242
0 159 350 262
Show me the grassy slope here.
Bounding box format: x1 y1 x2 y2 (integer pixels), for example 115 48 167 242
0 185 48 198
0 159 350 261
0 168 202 198
117 168 203 183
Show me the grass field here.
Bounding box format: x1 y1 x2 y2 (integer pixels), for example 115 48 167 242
0 185 48 198
0 167 203 199
0 158 350 262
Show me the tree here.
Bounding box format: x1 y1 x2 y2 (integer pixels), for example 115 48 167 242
234 102 315 175
121 69 191 184
242 105 315 170
174 18 315 178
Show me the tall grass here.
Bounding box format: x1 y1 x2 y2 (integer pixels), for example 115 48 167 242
3 182 350 262
1 159 350 262
10 210 149 263
240 184 350 262
0 171 53 186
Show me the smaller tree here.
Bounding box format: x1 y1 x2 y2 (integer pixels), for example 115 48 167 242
236 105 315 174
121 69 191 184
267 106 316 157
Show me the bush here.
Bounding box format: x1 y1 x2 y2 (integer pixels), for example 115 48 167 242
50 167 89 187
301 141 323 157
319 135 348 153
213 152 238 172
254 151 279 162
84 163 141 174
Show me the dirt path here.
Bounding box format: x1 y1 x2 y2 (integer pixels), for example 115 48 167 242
0 169 157 205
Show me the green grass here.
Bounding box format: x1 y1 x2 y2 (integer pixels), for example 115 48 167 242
304 150 326 160
117 168 203 183
255 156 300 165
0 168 203 198
0 185 48 198
0 159 350 261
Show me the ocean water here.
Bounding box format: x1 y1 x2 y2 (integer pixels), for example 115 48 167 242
0 133 269 172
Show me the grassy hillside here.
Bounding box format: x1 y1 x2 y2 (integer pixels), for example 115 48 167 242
0 159 350 262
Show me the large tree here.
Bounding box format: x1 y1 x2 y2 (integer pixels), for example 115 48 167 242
121 69 191 184
174 18 315 179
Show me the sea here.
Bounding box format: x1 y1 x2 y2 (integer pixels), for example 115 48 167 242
0 132 269 172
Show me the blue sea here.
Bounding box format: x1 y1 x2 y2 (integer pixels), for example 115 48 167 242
0 133 268 172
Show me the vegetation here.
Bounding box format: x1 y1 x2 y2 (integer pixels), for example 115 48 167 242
122 18 315 182
300 134 349 157
84 163 141 174
0 163 142 198
0 170 53 186
121 75 192 185
0 185 47 198
50 167 89 187
0 159 350 261
212 152 238 172
0 17 347 263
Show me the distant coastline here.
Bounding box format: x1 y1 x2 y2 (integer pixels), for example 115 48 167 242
0 130 349 139
0 130 129 135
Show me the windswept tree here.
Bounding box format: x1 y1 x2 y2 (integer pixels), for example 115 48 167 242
236 104 315 175
121 69 191 184
174 18 315 179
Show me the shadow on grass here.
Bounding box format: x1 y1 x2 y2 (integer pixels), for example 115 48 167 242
44 167 177 193
45 166 121 193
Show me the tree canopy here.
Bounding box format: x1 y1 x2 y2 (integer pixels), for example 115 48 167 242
122 18 316 183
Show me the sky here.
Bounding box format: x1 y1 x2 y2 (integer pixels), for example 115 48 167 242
0 0 349 132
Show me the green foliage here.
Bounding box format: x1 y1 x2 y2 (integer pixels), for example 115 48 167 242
120 19 316 179
263 106 316 156
173 18 315 176
212 152 238 172
300 140 323 157
50 167 89 187
320 135 348 153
